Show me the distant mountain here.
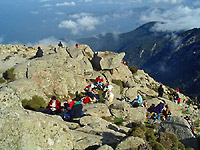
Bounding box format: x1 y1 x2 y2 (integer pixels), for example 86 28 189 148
77 22 200 97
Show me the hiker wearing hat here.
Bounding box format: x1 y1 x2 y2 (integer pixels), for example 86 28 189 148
63 97 83 121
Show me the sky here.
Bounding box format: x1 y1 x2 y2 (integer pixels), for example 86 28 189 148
0 0 200 46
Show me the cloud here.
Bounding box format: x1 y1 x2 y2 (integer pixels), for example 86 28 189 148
42 4 52 7
69 13 92 19
58 15 100 35
151 0 183 4
84 0 93 2
140 6 200 32
30 11 39 15
56 2 76 6
37 36 59 46
56 12 65 15
39 0 51 2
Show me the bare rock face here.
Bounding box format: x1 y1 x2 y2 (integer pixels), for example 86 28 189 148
0 44 197 150
91 51 125 70
83 103 111 117
160 116 200 150
115 136 145 150
0 108 74 150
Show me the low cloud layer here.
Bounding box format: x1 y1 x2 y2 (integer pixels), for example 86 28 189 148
140 5 200 32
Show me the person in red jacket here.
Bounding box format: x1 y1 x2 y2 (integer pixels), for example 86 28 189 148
47 96 61 115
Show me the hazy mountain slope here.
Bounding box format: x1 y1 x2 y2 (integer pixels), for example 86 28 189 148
77 22 200 97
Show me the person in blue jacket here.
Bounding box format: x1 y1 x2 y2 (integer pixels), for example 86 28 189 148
131 91 143 107
153 101 166 120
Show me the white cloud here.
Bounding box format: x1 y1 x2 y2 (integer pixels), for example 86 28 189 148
37 36 59 46
56 12 65 15
84 0 93 2
30 11 39 15
58 15 100 35
42 4 52 7
69 13 92 19
140 6 200 32
151 0 183 4
39 0 51 2
77 16 100 31
56 2 76 6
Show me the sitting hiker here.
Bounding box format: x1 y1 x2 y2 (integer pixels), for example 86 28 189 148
58 40 63 48
64 98 74 111
105 90 114 103
95 76 104 90
87 88 99 102
162 104 171 120
84 79 94 92
174 92 180 104
153 101 166 121
63 98 83 121
104 83 113 92
46 96 61 115
29 46 43 60
146 104 155 120
131 91 143 107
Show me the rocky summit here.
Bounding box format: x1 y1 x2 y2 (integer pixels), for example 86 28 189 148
0 44 199 150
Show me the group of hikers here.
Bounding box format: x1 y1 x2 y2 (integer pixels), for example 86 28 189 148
42 75 115 122
28 42 198 125
29 40 79 60
158 85 181 104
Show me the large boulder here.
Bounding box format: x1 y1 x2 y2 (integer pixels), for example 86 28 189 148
78 116 127 146
83 103 111 117
91 51 125 70
159 116 199 149
0 108 73 150
115 136 145 150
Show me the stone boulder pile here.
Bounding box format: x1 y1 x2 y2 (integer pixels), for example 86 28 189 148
0 44 199 149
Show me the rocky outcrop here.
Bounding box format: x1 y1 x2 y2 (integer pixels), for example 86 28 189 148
160 116 200 150
91 51 125 70
0 108 73 150
115 136 145 150
0 44 199 149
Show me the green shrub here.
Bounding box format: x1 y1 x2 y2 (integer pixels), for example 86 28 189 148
113 117 125 126
129 66 138 74
112 79 123 94
3 68 15 81
0 77 6 84
85 52 93 58
149 140 165 150
22 95 46 111
98 90 104 101
178 142 185 150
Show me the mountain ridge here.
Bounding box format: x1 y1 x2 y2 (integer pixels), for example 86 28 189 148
77 22 200 98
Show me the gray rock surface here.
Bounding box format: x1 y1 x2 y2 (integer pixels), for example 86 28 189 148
160 116 199 150
115 136 145 150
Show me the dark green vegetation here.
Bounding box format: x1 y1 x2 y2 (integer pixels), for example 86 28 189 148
129 66 138 74
111 79 123 94
102 116 125 126
0 77 6 84
22 96 46 111
128 123 185 150
3 68 15 81
77 22 200 98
